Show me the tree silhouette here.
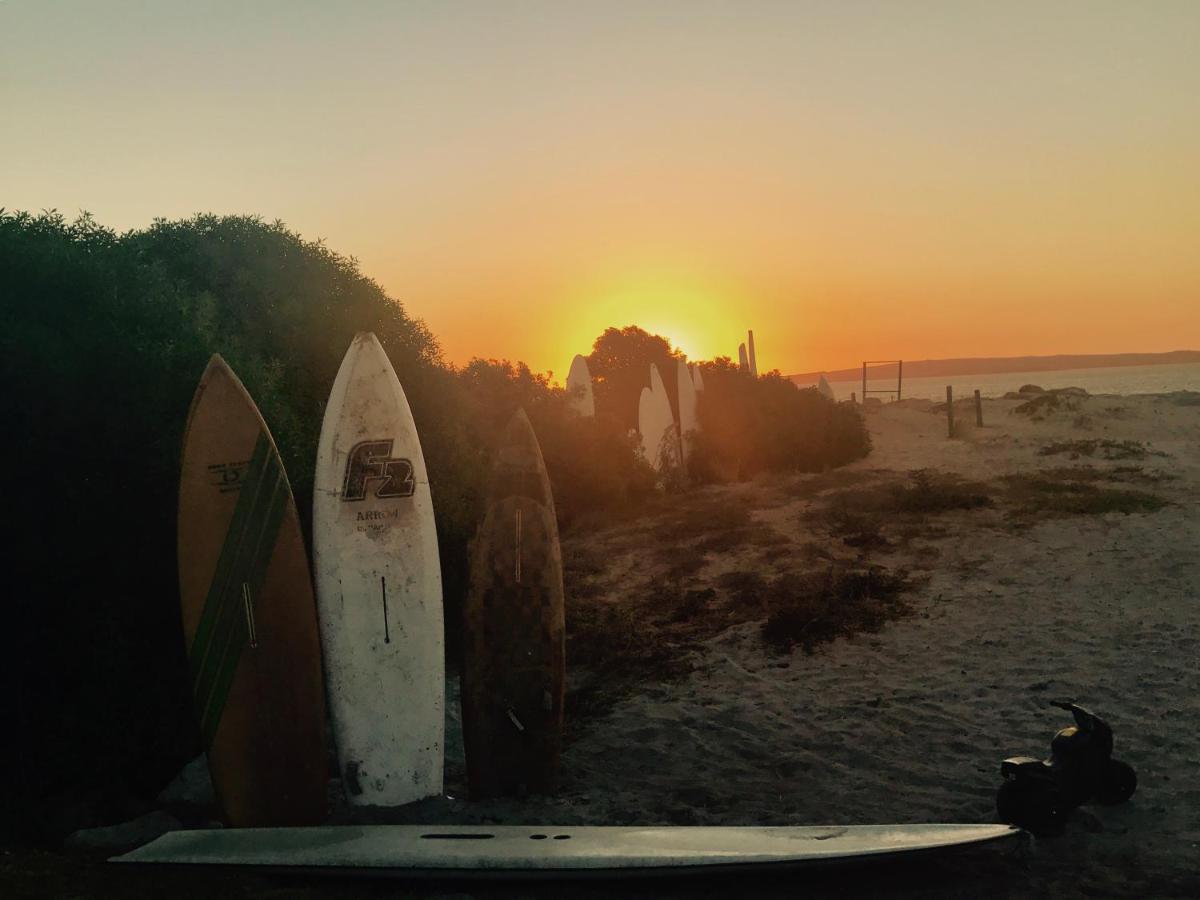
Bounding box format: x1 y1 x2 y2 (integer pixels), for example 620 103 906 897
587 325 684 431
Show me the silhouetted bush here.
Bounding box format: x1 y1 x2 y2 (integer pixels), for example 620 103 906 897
455 358 657 528
688 364 871 481
0 209 872 840
1 211 468 839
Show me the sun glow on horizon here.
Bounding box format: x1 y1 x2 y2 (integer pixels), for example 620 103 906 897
547 277 753 385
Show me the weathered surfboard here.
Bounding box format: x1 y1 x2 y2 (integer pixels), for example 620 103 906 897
114 823 1020 877
565 354 595 417
677 359 698 468
638 363 679 472
738 342 749 373
313 332 444 807
177 355 327 827
462 409 565 798
692 365 705 392
747 329 758 378
818 374 836 401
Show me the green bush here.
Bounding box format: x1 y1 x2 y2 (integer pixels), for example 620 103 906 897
1 211 464 837
688 364 871 480
1 210 875 837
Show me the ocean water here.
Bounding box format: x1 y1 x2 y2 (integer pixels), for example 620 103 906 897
813 361 1200 403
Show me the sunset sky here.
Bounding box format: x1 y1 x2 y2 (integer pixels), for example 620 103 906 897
5 1 1198 381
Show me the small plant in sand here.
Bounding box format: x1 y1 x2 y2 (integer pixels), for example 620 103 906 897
891 469 993 513
760 566 915 654
1001 474 1169 516
1013 390 1086 418
1038 439 1165 461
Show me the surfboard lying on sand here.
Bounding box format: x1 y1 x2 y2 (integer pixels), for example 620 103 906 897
114 823 1019 877
177 355 327 826
313 332 444 807
462 408 565 797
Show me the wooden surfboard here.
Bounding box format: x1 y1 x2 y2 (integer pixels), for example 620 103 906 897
313 333 444 807
177 355 327 827
115 823 1020 877
462 409 565 798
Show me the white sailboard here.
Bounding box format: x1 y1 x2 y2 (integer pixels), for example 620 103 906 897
565 354 595 417
313 333 444 807
115 823 1020 878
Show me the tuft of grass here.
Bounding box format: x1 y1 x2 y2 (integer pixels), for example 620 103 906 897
717 570 768 607
1038 439 1164 461
663 546 708 580
1002 474 1168 516
1037 465 1176 486
1013 392 1084 418
890 469 993 513
761 566 915 654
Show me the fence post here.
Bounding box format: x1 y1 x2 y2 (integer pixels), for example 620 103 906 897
862 363 867 407
897 360 903 401
946 386 954 438
974 389 983 427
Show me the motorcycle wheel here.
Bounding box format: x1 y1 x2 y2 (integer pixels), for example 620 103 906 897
1096 759 1137 806
997 779 1066 837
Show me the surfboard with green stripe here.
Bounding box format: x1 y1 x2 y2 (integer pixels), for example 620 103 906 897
177 355 327 827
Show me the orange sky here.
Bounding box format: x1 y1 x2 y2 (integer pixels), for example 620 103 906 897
5 2 1198 381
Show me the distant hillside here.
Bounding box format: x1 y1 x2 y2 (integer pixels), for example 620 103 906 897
791 350 1200 385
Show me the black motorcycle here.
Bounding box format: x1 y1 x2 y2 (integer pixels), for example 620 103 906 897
996 701 1137 836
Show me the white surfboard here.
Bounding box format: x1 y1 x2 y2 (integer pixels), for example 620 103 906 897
565 354 595 417
747 330 758 378
313 332 444 807
738 342 749 373
638 364 679 472
692 365 705 392
114 823 1019 877
677 359 698 468
818 374 836 401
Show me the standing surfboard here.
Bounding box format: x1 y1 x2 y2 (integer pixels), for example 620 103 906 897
677 359 698 468
818 374 836 401
177 355 327 827
313 333 444 807
565 354 595 417
638 363 679 472
463 408 565 798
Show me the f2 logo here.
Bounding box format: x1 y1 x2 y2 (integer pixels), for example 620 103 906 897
342 440 415 501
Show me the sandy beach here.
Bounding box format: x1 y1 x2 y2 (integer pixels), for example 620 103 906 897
12 387 1199 898
427 387 1200 896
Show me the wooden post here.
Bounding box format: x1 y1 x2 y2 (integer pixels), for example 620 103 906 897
897 360 903 401
974 389 983 427
946 385 954 438
862 363 867 407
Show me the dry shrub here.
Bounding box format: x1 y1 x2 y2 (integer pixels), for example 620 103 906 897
689 365 871 482
1002 474 1168 516
761 566 915 654
1038 439 1164 461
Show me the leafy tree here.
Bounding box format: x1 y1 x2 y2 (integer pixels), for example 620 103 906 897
587 325 684 430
